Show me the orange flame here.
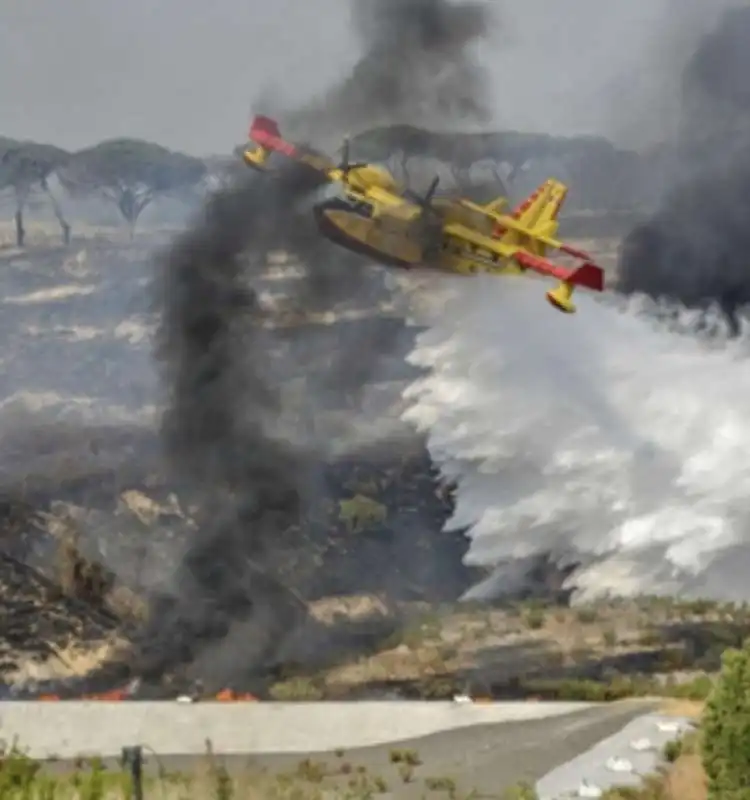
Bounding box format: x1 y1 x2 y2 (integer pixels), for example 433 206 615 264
34 687 259 702
81 688 130 701
214 689 258 702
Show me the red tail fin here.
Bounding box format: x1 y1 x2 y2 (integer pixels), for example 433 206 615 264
248 115 297 157
250 115 281 141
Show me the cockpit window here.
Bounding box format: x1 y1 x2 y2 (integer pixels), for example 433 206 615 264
317 182 346 202
350 201 374 218
315 186 374 219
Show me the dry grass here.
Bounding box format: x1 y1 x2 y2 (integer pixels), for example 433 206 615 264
600 729 708 800
0 733 713 799
4 637 128 685
308 594 392 625
4 485 746 701
0 219 186 250
0 745 487 799
660 752 707 800
295 596 745 700
657 698 705 720
602 752 707 800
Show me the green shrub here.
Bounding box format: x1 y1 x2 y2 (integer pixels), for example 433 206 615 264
524 608 546 630
701 640 750 798
503 782 539 799
662 738 683 763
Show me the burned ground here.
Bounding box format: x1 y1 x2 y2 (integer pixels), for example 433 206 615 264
0 227 727 703
0 235 474 697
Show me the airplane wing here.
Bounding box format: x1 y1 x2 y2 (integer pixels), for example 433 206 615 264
443 221 604 312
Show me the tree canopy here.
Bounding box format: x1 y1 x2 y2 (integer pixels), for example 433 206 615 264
0 139 70 245
58 139 206 233
351 124 618 168
349 123 642 210
0 140 69 199
0 120 655 249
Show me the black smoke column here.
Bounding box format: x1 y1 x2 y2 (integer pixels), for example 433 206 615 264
618 7 750 333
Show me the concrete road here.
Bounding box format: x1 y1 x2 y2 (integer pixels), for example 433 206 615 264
0 700 603 759
537 711 694 799
1 700 658 797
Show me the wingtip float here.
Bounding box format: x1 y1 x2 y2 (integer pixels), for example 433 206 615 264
242 115 606 314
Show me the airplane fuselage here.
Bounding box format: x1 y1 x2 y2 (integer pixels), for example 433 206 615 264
313 198 524 279
313 199 423 269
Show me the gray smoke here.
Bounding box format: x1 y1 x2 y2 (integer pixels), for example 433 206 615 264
145 161 412 687
618 6 750 332
142 163 326 685
282 0 495 145
144 0 493 688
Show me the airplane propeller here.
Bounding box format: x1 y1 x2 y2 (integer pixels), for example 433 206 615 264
406 176 441 215
340 137 350 171
337 136 368 181
422 176 440 207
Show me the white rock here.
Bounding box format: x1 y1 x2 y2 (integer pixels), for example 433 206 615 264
605 756 634 773
577 780 603 797
656 720 684 733
630 738 654 752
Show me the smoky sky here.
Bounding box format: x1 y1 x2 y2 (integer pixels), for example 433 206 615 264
0 0 739 154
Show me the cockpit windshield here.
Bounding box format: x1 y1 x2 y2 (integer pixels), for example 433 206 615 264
313 183 374 218
317 181 346 202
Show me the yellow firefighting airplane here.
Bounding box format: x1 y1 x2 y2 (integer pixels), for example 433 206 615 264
243 115 604 313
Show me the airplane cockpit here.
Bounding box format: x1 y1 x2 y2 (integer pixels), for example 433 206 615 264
313 181 374 218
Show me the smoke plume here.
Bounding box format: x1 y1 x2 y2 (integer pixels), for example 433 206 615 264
281 0 495 146
145 0 494 687
618 6 750 330
146 161 411 686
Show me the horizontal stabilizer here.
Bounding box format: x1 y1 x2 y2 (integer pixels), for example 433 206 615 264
514 251 604 291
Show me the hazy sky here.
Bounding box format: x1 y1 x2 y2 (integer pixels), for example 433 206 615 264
0 0 741 154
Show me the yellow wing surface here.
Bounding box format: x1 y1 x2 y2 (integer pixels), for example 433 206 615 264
445 179 604 312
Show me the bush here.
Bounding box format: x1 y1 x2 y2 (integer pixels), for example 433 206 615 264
524 608 546 629
701 640 750 798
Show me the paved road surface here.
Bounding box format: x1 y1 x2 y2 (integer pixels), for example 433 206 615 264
1 700 658 797
0 700 602 758
537 711 694 799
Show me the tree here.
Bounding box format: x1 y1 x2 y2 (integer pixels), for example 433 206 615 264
351 125 432 184
352 125 644 210
58 139 206 236
701 641 750 798
202 152 246 193
0 140 70 246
